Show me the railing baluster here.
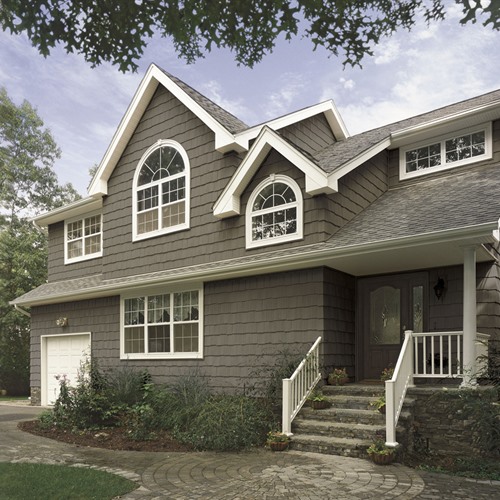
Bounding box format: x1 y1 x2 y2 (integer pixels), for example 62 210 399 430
282 336 322 435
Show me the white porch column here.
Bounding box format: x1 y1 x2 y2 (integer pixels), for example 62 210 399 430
462 245 477 387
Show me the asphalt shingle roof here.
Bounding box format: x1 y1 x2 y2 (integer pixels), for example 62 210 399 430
159 68 249 134
327 165 500 248
315 89 500 174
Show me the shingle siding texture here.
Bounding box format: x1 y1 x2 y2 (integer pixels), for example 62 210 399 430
30 268 345 395
279 114 336 157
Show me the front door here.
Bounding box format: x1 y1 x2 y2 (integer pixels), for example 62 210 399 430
358 272 427 380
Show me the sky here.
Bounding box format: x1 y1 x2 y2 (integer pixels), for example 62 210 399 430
1 2 499 196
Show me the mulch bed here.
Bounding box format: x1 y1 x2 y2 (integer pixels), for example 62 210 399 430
18 420 193 452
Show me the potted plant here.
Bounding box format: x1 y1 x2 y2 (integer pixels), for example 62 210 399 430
327 367 349 386
380 367 394 382
366 441 397 465
266 431 290 451
308 389 329 409
370 394 386 414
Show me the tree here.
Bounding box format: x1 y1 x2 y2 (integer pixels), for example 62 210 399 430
0 88 79 395
0 1 498 72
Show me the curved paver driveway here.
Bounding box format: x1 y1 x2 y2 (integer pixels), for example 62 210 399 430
1 403 498 499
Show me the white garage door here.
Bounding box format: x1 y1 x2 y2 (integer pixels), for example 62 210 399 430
44 334 91 405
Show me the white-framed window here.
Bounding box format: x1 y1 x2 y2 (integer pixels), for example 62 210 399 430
400 123 492 180
246 175 303 249
132 139 190 241
120 286 203 360
64 212 102 264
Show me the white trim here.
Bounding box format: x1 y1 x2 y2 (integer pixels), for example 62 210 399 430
64 211 103 264
214 127 334 219
234 100 349 149
88 64 238 197
399 122 492 180
13 222 497 307
32 195 103 227
119 285 203 360
245 175 303 249
132 139 191 241
40 332 91 406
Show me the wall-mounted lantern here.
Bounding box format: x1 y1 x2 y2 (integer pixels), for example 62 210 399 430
433 278 446 300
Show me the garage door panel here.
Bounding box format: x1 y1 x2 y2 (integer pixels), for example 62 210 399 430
44 334 90 405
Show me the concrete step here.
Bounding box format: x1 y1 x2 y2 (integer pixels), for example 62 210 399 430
325 394 379 410
290 434 371 458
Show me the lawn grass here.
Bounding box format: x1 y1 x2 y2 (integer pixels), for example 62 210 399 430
0 396 30 401
0 462 137 499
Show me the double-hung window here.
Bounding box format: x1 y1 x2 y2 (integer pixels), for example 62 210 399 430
246 175 303 249
400 123 492 179
65 213 102 263
121 288 203 359
133 140 190 241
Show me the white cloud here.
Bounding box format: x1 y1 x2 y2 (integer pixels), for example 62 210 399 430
264 73 307 119
373 39 401 65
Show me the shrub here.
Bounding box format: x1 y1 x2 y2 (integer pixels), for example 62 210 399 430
107 365 150 407
175 394 274 451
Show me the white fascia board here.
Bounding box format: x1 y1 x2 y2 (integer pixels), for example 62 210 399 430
88 64 238 196
88 64 160 196
32 195 103 227
233 101 349 150
390 100 500 148
213 127 332 219
327 137 392 188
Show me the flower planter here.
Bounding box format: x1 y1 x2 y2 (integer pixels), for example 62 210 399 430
369 452 395 465
328 376 349 386
378 405 386 415
269 441 288 451
311 400 329 410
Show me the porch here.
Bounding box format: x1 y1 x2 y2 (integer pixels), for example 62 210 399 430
282 329 490 449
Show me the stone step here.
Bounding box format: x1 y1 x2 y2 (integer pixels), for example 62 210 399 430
290 434 371 458
325 395 379 410
322 384 385 397
293 419 384 441
299 406 385 425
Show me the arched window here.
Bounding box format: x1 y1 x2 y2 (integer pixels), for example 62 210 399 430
133 140 190 240
246 175 303 248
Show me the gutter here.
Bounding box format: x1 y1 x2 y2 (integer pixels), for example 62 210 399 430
14 304 31 318
10 221 498 309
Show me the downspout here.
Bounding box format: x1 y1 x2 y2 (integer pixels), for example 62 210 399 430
14 304 31 318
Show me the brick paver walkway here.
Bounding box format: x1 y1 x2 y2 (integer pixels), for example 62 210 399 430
1 404 498 499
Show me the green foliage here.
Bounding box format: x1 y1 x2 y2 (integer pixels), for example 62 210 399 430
42 366 278 451
0 462 136 500
367 440 396 456
0 87 80 395
249 348 304 402
0 1 498 72
47 360 121 431
175 394 274 451
417 456 500 481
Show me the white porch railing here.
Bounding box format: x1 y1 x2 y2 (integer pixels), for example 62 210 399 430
413 331 464 378
386 330 489 447
282 336 322 435
385 330 414 447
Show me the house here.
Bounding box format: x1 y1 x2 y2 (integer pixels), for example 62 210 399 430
11 64 500 410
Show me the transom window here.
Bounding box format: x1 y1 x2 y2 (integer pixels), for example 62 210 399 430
400 123 492 179
246 175 303 249
121 288 202 359
133 140 190 240
65 213 102 264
